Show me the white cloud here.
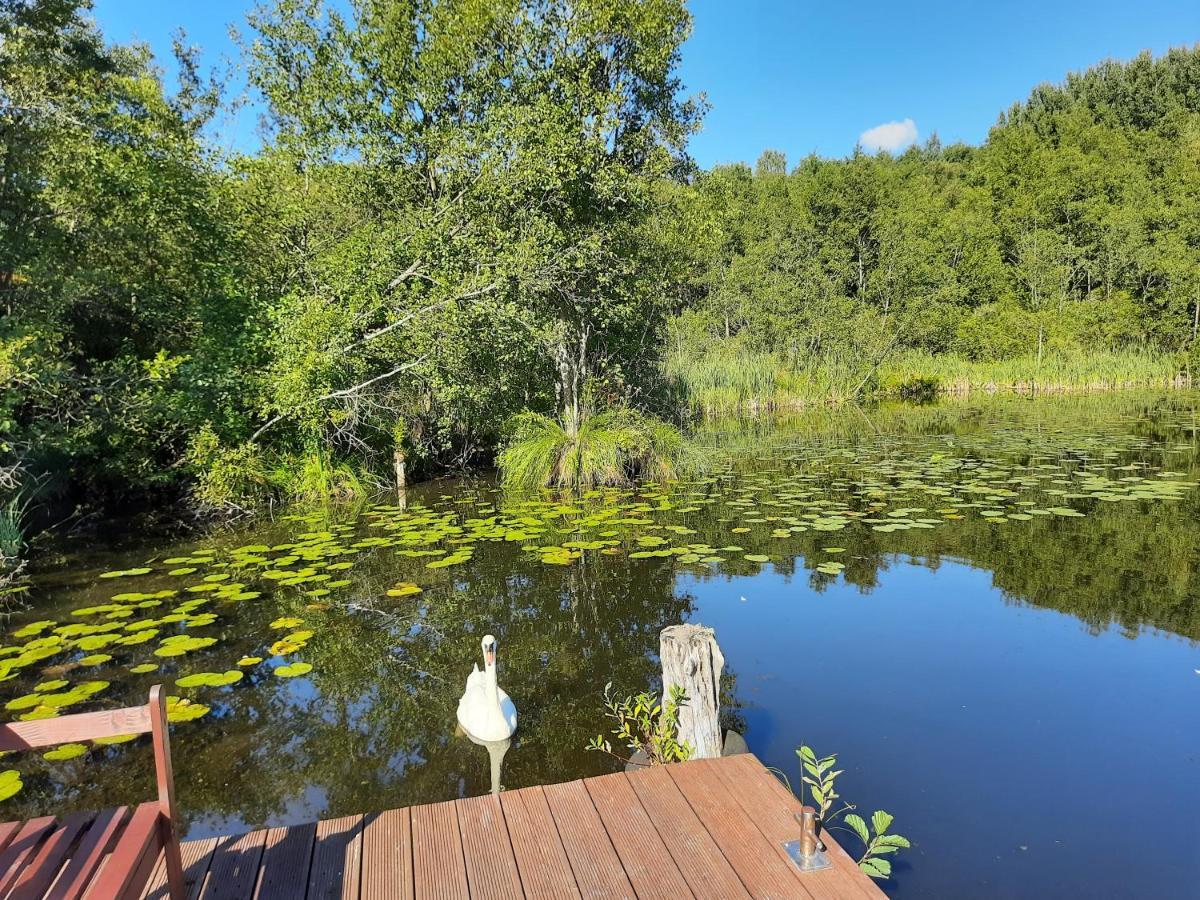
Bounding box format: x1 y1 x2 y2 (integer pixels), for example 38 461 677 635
859 118 918 153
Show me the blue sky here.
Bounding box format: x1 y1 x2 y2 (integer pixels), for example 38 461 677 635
93 0 1200 166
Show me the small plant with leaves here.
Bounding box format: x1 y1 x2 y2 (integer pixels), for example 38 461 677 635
586 682 693 766
796 746 910 881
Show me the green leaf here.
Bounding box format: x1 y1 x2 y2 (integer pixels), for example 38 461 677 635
859 857 891 879
845 813 870 845
871 810 894 835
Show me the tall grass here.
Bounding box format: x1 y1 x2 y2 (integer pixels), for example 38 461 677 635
878 349 1187 396
668 346 1188 414
0 498 24 562
666 349 861 414
498 407 682 490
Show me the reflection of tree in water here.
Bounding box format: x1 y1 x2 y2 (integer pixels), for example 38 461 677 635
10 537 692 834
9 391 1200 832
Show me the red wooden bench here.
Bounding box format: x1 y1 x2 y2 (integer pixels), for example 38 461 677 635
0 686 184 899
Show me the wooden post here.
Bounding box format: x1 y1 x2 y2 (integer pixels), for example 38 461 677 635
149 685 185 900
660 624 724 759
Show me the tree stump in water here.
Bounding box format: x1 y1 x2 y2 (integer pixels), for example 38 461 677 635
660 624 725 759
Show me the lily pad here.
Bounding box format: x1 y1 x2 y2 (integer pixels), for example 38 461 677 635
274 662 313 678
43 743 88 761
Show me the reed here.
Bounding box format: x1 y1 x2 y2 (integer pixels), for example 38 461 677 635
667 345 1187 413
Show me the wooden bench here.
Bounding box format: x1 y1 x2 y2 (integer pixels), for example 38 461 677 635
0 686 184 899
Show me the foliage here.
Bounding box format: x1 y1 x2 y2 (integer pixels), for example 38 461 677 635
498 406 682 490
671 49 1200 407
4 0 1200 530
797 746 911 880
586 682 693 766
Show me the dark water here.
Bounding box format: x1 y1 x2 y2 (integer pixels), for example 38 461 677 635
6 392 1200 898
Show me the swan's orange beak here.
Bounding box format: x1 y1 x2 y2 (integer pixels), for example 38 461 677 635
485 646 495 666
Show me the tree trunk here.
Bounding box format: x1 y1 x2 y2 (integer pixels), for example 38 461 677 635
660 624 724 760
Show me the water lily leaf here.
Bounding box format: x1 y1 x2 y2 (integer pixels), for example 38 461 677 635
44 743 88 761
165 696 210 723
274 662 313 678
93 733 137 745
270 617 304 630
176 670 243 688
0 770 22 801
386 583 422 597
99 568 152 579
129 663 158 674
237 656 263 667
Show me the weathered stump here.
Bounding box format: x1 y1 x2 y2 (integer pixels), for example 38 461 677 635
660 624 725 759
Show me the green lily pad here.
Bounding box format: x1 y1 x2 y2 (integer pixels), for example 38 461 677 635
44 743 88 761
0 770 22 801
274 662 313 678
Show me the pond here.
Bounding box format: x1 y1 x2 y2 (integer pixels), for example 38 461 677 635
5 390 1200 898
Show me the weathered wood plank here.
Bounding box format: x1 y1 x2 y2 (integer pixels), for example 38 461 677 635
542 779 634 900
457 793 522 900
710 755 885 900
411 800 467 900
255 822 316 900
668 759 812 899
0 816 56 895
0 820 24 858
84 803 160 900
361 808 413 900
139 835 219 900
55 807 130 900
583 772 693 899
497 787 579 900
197 829 267 900
9 811 92 900
624 765 751 900
307 815 363 900
0 706 152 752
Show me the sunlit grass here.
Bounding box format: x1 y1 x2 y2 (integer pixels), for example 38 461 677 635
667 346 1188 413
498 408 682 490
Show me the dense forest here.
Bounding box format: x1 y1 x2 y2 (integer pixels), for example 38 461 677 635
3 0 1200 558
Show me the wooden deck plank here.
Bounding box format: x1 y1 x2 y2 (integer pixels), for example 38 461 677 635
457 794 522 900
0 816 56 895
624 765 751 900
140 835 220 900
411 800 467 900
668 759 813 900
361 808 413 900
497 787 579 900
255 822 316 900
20 755 883 900
307 815 363 900
542 779 635 900
198 829 268 900
0 820 24 858
710 755 885 900
583 772 693 899
54 807 130 900
9 811 92 900
84 803 161 900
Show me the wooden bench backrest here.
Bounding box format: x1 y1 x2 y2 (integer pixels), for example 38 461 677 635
0 686 184 898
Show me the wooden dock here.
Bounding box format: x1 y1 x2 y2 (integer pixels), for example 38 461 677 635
131 754 884 899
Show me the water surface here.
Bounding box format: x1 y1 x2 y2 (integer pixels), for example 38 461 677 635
7 391 1200 898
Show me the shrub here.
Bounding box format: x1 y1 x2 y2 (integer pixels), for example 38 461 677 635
498 406 682 490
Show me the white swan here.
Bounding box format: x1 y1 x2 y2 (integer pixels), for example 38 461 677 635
456 634 517 741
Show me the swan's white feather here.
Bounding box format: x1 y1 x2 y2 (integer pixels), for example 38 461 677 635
457 661 517 741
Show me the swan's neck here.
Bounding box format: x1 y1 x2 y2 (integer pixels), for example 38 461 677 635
484 660 500 708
